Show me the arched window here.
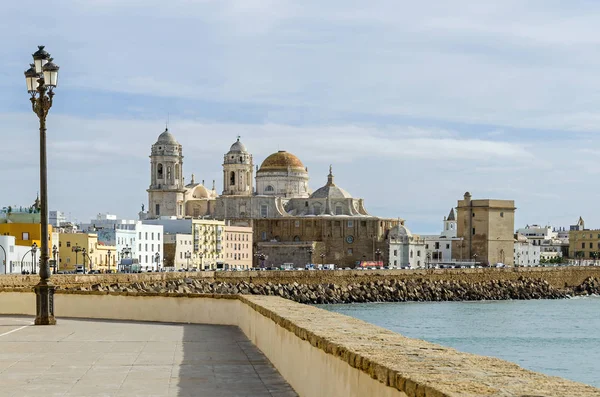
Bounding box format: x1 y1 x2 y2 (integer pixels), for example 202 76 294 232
293 236 301 242
230 171 236 186
265 185 274 192
157 164 163 179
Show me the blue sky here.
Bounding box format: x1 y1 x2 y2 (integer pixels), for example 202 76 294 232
2 0 600 233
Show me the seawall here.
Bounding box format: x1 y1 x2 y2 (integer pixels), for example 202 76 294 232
2 266 600 290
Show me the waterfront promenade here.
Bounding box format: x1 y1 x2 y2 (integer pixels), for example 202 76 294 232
0 316 296 397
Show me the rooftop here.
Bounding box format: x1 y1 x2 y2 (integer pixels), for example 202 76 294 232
0 315 296 397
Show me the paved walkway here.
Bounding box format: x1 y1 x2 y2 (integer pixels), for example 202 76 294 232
0 316 297 397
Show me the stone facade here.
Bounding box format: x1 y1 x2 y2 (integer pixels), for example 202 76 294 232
147 129 186 219
254 217 399 267
452 192 516 266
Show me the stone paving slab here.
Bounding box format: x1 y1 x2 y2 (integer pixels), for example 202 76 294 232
0 316 297 397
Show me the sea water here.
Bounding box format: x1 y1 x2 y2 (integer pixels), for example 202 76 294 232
320 296 600 388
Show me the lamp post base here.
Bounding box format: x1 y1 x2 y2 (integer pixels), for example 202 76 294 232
34 282 56 325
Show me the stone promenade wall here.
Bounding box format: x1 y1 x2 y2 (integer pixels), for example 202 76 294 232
0 291 598 397
2 266 600 290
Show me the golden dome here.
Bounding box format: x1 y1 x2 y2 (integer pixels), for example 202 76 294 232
259 151 306 172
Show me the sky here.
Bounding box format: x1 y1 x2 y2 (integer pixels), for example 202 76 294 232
2 0 600 233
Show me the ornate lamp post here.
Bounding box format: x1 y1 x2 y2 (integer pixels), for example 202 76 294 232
154 252 160 272
107 249 112 273
307 247 314 266
31 243 38 274
375 249 382 265
320 253 326 266
24 45 59 325
185 251 191 270
426 252 431 270
52 245 58 274
0 244 6 274
82 248 88 273
72 244 82 271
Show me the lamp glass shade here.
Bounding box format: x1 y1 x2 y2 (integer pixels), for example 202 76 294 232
32 45 50 73
34 58 48 74
42 61 59 88
26 75 39 92
43 69 58 87
24 65 39 92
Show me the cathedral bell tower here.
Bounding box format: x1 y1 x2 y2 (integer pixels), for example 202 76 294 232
147 128 186 218
222 137 253 196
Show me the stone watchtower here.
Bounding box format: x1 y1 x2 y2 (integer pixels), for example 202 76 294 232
452 192 516 266
222 137 253 196
147 128 186 218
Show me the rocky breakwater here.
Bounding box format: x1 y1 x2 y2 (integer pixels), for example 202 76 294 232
60 276 600 304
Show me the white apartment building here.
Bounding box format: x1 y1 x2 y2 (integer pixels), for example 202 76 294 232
421 209 463 264
516 224 568 260
514 234 541 266
0 235 37 274
81 214 164 271
388 224 426 269
49 210 67 227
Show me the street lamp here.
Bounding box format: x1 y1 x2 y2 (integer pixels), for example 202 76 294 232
307 247 314 265
0 244 6 274
31 243 38 274
375 249 382 264
82 248 88 273
320 253 326 267
26 45 59 326
154 252 160 272
107 249 112 273
426 252 431 270
72 244 82 271
185 251 191 270
52 245 58 274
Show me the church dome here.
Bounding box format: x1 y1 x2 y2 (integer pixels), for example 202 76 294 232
156 128 178 145
228 138 247 153
310 166 352 199
391 224 413 238
259 151 305 172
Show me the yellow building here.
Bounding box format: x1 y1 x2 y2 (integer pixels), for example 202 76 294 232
452 192 516 266
58 233 116 273
0 223 54 256
191 219 225 270
569 218 600 261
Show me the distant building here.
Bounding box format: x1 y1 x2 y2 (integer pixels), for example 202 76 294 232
164 233 193 270
452 192 516 266
388 224 426 269
58 232 116 272
514 234 541 266
191 219 225 270
80 214 163 271
138 131 402 267
568 217 600 263
49 210 67 227
516 224 568 260
421 209 463 265
223 225 253 270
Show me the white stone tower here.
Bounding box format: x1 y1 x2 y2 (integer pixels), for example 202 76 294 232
444 208 457 236
147 128 186 218
222 137 253 196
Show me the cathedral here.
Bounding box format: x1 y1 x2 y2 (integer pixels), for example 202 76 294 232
142 129 402 266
